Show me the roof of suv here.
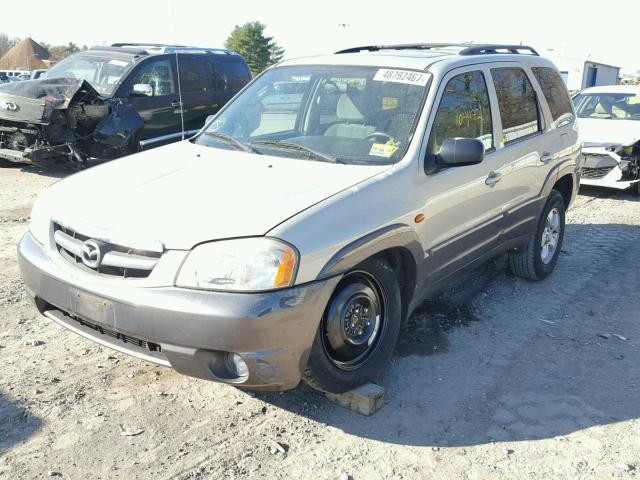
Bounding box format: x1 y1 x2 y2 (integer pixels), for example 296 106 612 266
87 43 243 60
280 43 556 72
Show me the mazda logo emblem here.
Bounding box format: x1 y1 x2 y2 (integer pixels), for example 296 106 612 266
81 239 102 269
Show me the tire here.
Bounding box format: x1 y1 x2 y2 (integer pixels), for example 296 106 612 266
509 189 566 281
303 256 402 394
630 181 640 197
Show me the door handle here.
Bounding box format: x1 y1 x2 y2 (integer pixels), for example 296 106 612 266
540 151 553 164
171 101 183 108
485 171 502 186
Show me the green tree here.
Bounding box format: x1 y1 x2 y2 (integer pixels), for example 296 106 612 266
224 22 284 75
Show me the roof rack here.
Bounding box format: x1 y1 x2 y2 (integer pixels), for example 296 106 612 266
111 42 186 48
335 43 469 54
335 43 539 56
459 44 539 56
110 43 238 56
89 45 150 56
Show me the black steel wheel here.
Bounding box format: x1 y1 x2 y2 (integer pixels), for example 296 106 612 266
304 256 402 393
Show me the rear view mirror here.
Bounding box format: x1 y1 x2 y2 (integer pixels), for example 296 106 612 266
436 137 484 167
132 83 153 97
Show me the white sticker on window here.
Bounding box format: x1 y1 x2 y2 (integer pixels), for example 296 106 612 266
373 69 428 86
109 60 129 67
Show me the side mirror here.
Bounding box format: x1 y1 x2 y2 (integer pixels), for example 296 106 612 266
437 137 484 166
132 83 153 97
205 114 215 125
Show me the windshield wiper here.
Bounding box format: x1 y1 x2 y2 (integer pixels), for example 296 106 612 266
204 131 261 154
252 140 341 163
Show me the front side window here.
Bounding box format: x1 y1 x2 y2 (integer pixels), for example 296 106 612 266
196 65 430 165
429 70 493 153
573 92 640 120
44 54 134 96
132 59 176 96
532 67 574 127
492 68 541 144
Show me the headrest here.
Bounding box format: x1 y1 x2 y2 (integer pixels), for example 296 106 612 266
337 93 365 121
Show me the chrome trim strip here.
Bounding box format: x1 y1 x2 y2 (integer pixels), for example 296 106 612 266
102 250 159 271
138 129 199 147
53 230 82 257
54 229 159 271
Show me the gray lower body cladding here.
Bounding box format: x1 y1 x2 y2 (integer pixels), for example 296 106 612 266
18 231 340 391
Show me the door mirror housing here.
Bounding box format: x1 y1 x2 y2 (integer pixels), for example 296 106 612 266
425 137 485 174
437 137 484 166
205 114 215 126
132 83 154 97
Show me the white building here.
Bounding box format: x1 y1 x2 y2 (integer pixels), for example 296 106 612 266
547 56 620 93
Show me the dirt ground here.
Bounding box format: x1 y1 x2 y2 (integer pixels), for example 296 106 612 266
0 164 639 480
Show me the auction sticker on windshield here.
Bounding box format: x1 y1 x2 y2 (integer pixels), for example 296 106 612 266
373 69 429 86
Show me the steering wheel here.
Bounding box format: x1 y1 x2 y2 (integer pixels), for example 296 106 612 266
365 132 393 143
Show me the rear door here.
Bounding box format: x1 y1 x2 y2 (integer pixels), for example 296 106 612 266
416 65 507 286
124 55 182 142
530 65 578 167
486 64 552 241
177 54 225 133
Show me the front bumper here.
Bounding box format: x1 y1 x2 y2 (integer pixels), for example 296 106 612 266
580 147 639 190
18 231 340 390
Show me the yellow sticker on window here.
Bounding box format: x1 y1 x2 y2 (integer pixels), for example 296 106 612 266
382 97 398 110
369 143 399 158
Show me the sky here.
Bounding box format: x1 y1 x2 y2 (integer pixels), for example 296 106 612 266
6 0 640 74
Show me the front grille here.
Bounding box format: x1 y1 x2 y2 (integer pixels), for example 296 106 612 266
53 222 162 278
582 166 615 180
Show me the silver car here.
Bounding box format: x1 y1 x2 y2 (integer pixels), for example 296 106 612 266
18 44 581 393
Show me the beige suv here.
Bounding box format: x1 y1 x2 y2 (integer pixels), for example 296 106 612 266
19 44 581 393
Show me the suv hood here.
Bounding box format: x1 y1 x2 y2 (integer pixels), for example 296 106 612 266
40 141 389 250
577 117 640 147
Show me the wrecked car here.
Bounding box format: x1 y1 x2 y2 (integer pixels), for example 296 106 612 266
573 85 640 195
0 44 251 166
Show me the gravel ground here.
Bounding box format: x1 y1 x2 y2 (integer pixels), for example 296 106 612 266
0 164 639 480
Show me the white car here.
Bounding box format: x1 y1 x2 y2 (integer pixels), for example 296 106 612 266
574 85 640 195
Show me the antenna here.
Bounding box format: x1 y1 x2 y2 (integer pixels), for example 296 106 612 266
171 0 185 141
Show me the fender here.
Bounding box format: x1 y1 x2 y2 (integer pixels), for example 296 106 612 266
540 156 580 206
316 223 424 281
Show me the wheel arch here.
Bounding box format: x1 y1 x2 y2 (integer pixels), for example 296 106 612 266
316 224 423 322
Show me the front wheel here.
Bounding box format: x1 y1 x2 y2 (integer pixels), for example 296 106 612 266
303 257 402 393
509 189 566 280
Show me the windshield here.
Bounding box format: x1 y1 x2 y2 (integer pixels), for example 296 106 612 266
573 92 640 120
44 54 133 96
196 65 429 165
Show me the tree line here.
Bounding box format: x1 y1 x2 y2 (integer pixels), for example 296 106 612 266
0 22 284 74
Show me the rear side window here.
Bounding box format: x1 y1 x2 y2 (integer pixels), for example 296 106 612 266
429 70 493 152
491 68 541 144
531 67 574 127
218 60 251 91
178 57 214 93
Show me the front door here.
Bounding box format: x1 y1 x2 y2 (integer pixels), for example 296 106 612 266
125 56 182 142
416 66 507 287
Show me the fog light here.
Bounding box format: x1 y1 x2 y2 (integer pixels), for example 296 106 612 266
226 353 249 378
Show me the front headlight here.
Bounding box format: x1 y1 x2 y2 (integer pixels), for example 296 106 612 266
175 238 298 292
